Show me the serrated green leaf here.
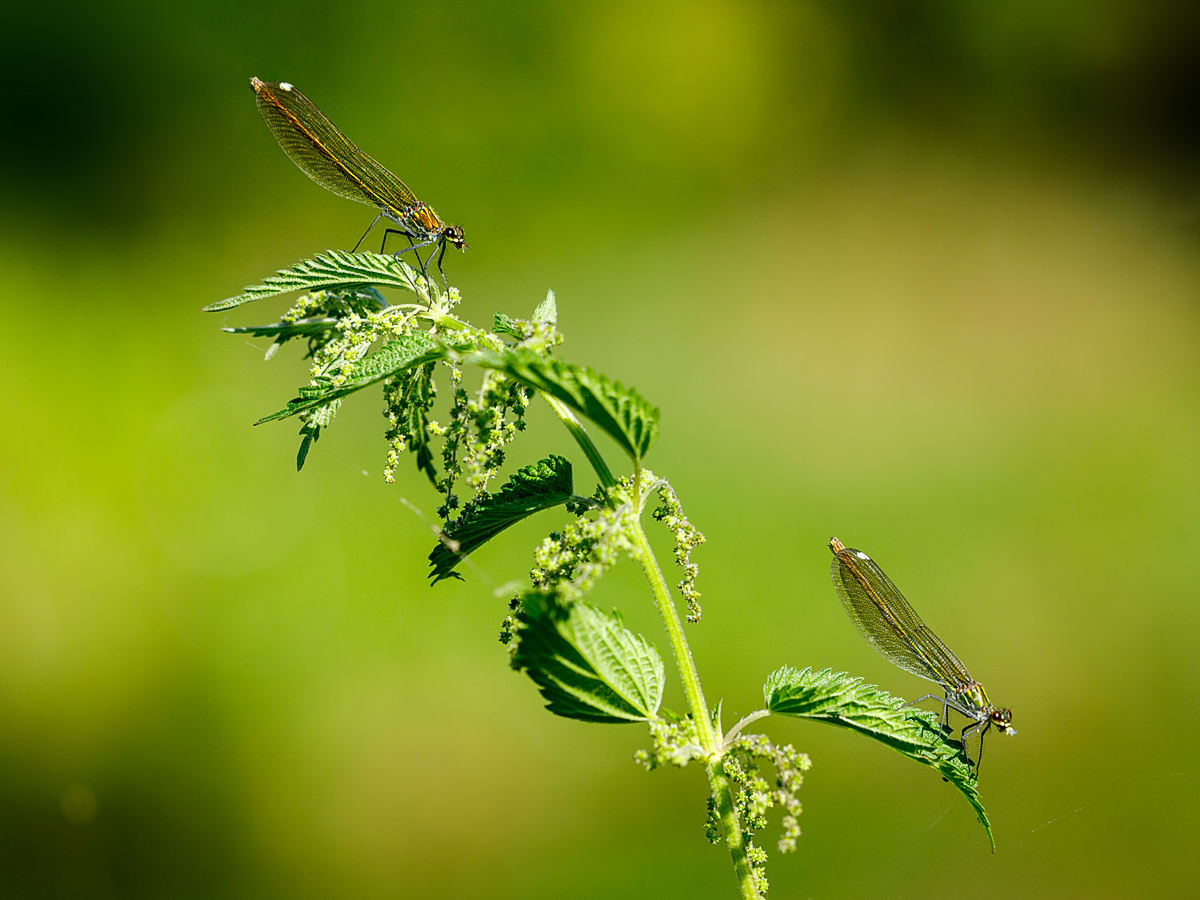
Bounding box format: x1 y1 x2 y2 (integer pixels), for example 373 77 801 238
532 290 556 325
429 456 575 583
204 251 421 312
471 349 658 462
511 592 665 723
256 332 444 424
765 666 993 849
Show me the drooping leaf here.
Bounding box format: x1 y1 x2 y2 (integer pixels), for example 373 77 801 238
224 318 341 362
204 251 421 312
256 332 445 424
428 456 575 583
765 666 993 849
296 422 320 471
472 349 658 462
511 592 665 723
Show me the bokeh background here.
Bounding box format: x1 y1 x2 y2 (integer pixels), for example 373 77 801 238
2 1 1199 897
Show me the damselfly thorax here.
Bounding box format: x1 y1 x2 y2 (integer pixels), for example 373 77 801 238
388 200 466 255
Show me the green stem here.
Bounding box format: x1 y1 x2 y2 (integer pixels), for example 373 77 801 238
629 518 762 900
722 710 771 749
707 760 763 900
630 520 715 748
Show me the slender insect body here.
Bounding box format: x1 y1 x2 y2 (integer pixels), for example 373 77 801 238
383 201 439 244
389 202 465 246
379 199 435 235
828 537 1016 772
249 77 468 284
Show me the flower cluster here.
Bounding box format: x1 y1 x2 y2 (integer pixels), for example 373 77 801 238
528 481 635 604
634 715 705 771
652 481 706 623
718 733 812 893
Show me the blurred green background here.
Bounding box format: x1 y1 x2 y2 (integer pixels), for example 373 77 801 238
2 1 1198 897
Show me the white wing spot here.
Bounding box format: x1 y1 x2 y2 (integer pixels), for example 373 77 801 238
280 82 293 91
856 551 870 560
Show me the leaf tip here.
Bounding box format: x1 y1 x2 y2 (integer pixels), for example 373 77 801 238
533 290 557 325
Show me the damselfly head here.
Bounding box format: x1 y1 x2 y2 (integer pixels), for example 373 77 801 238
445 224 468 251
991 706 1016 736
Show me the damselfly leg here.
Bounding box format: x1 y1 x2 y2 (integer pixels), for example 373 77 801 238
352 212 385 253
905 693 953 731
902 691 993 770
380 228 442 284
380 228 420 268
959 718 991 772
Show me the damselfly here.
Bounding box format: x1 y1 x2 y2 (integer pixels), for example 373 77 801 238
828 537 1014 771
250 77 467 285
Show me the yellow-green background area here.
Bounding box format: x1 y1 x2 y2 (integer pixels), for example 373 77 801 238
2 2 1198 897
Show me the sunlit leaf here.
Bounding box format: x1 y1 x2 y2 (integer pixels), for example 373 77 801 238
532 290 557 325
255 332 444 424
511 592 665 723
204 250 421 312
765 666 993 849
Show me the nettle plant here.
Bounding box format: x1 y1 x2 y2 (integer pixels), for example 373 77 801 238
206 251 992 898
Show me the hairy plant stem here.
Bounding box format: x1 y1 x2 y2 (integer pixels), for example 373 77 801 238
630 520 714 747
629 519 763 900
